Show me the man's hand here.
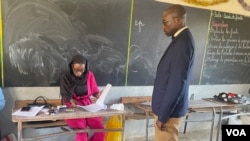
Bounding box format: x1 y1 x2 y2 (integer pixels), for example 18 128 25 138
156 120 166 131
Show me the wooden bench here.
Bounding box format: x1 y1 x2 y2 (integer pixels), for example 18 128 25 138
15 99 67 129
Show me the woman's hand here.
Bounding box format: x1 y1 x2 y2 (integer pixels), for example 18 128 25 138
70 99 77 107
95 91 103 98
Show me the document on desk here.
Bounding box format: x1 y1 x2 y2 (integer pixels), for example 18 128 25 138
12 105 44 117
141 101 151 106
77 83 112 112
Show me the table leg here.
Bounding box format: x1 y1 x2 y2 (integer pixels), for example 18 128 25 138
17 122 22 141
216 107 223 141
183 114 189 133
145 112 152 141
122 114 126 141
210 107 215 141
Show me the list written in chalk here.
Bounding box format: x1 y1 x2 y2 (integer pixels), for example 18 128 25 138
201 11 250 84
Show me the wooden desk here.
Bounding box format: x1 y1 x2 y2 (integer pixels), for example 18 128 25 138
134 99 239 141
12 108 131 141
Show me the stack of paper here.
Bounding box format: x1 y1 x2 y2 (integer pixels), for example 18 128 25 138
78 83 112 112
110 103 124 111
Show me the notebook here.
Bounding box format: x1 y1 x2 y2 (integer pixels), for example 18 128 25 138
12 105 44 117
77 83 112 112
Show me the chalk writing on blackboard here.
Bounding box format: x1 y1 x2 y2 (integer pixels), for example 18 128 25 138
135 19 145 33
201 11 250 84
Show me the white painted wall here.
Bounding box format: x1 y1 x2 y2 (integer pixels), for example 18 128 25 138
1 84 250 140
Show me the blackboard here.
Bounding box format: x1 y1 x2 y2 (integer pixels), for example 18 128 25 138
127 0 210 85
200 11 250 84
2 0 250 87
3 0 130 86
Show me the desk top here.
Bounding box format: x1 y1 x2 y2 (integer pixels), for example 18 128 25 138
12 108 132 122
189 98 237 109
133 98 239 115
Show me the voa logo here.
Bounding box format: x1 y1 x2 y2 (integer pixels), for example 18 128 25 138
226 129 246 136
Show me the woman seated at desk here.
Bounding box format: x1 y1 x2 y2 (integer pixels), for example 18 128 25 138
60 55 105 141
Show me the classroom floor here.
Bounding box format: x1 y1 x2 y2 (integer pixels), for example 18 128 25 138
126 128 220 141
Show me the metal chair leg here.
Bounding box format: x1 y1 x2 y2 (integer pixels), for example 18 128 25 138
183 114 189 133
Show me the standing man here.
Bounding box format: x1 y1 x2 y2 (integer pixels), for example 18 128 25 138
151 4 195 141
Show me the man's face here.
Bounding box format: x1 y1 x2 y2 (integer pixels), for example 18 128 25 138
162 12 178 37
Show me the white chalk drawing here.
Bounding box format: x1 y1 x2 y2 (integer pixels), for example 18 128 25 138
135 19 145 33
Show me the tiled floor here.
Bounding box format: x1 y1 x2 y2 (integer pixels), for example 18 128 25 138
126 128 220 141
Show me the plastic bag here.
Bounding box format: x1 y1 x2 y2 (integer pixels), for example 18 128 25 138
214 92 250 104
105 115 123 141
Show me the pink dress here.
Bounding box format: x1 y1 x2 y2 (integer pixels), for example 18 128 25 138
63 72 105 141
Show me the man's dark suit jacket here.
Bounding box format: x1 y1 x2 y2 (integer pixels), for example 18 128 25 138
152 28 195 123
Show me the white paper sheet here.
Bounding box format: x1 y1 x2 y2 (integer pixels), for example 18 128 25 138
141 101 151 106
12 106 44 117
78 83 112 112
78 104 107 112
96 83 112 105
